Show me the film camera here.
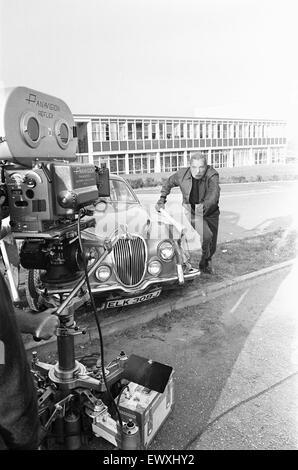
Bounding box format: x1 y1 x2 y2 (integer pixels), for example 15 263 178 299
0 87 174 450
0 86 109 287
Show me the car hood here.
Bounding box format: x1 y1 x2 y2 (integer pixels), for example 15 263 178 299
82 203 183 243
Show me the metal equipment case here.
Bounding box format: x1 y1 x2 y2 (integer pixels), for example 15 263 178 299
117 372 174 449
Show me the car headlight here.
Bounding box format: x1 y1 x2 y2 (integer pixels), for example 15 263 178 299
95 265 112 282
158 241 174 261
148 260 162 276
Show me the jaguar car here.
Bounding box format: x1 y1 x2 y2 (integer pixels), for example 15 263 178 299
25 174 200 310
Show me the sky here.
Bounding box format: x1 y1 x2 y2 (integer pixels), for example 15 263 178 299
0 0 298 127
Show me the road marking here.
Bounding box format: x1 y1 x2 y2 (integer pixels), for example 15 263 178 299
230 288 250 314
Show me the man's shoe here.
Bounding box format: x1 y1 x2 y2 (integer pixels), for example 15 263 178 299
200 259 214 274
199 257 207 270
202 265 214 274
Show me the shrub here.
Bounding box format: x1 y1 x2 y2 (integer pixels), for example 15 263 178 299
126 178 144 189
230 175 247 183
144 177 158 187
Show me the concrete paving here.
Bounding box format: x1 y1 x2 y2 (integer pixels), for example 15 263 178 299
188 259 298 450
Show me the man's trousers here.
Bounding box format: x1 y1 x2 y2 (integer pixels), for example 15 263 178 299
191 212 219 264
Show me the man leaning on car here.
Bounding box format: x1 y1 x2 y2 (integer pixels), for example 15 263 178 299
155 153 220 274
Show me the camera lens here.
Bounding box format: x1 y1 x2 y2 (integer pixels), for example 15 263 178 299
55 120 70 148
59 123 69 144
26 189 34 199
27 117 40 142
20 112 41 148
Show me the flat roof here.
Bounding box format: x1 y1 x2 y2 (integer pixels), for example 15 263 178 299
73 113 286 123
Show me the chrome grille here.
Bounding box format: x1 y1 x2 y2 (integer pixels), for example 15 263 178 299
113 235 147 286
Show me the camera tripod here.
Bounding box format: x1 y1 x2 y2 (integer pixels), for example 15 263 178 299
30 234 140 450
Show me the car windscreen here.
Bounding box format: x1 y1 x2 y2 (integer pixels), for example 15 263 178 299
108 179 138 203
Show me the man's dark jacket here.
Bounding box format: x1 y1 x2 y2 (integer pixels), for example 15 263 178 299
160 166 220 217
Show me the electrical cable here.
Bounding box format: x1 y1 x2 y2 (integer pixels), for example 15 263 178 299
116 384 130 407
77 209 123 429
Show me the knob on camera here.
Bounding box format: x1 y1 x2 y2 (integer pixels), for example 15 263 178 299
58 190 78 209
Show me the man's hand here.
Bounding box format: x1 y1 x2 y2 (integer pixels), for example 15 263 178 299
15 307 59 341
155 198 165 212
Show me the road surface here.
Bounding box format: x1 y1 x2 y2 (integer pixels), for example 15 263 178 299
137 180 298 242
70 261 298 450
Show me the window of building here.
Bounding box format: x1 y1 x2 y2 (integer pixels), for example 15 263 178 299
136 121 143 140
187 122 193 139
110 121 118 141
150 157 155 172
211 149 228 168
119 121 127 140
151 122 157 139
101 121 110 141
254 148 267 165
144 121 150 140
228 123 233 139
217 123 221 139
249 124 253 138
223 123 227 139
180 122 186 138
214 123 219 139
160 151 184 172
92 121 101 141
109 157 118 173
271 147 284 164
166 121 173 139
159 121 165 139
135 156 142 172
128 121 135 140
256 124 261 138
233 149 251 167
128 154 149 174
200 123 204 139
194 122 199 139
174 121 180 138
76 122 89 154
244 123 249 138
108 155 126 174
206 123 212 139
239 124 243 138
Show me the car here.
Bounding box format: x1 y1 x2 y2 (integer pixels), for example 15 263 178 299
25 174 200 310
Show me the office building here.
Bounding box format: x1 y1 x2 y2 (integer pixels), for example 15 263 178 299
74 114 287 175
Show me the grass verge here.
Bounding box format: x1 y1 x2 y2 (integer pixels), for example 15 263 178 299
186 227 297 287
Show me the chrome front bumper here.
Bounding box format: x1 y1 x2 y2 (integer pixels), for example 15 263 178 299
90 268 200 295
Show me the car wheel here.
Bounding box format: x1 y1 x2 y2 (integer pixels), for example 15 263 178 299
25 269 46 311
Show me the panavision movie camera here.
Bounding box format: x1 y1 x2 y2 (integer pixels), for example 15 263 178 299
0 86 109 286
0 87 174 450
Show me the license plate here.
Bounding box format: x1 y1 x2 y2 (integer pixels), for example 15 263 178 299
106 289 162 308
